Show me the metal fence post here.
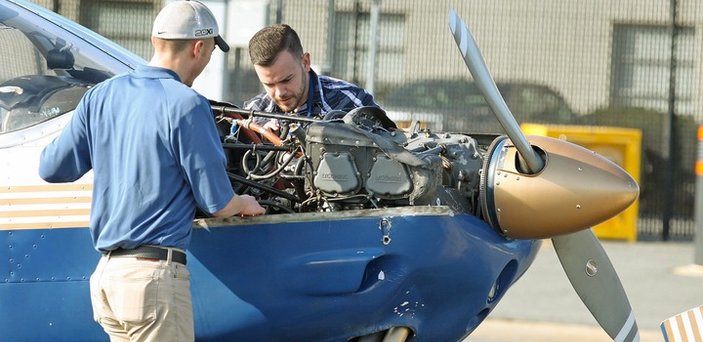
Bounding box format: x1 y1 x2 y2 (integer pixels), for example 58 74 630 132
694 125 703 264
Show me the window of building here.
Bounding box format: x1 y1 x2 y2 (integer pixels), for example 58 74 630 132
333 11 405 87
80 0 155 60
610 24 695 115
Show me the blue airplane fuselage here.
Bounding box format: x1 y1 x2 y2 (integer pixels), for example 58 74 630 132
1 207 539 341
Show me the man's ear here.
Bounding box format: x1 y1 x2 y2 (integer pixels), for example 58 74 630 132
301 52 311 72
192 40 205 58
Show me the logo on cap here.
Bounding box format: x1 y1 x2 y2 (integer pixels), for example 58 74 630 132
194 28 214 37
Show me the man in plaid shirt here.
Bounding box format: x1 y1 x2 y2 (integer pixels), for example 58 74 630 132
243 24 378 132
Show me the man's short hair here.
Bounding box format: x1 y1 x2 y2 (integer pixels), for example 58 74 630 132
248 24 303 66
152 37 194 54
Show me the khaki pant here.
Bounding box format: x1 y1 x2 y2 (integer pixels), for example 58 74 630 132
90 252 193 342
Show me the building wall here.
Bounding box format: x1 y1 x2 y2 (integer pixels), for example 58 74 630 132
32 0 700 239
36 0 703 117
353 0 702 115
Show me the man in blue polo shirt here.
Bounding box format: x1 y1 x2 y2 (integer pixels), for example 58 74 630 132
38 1 265 340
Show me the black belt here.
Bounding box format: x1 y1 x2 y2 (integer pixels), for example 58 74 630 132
108 246 187 265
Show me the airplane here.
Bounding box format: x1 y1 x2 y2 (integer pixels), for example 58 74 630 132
0 0 640 341
661 305 703 341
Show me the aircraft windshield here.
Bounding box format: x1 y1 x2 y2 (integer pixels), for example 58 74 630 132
0 3 120 133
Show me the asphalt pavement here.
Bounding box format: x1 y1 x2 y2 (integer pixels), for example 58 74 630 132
465 238 703 342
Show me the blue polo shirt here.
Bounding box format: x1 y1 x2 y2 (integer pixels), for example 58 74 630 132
39 65 234 251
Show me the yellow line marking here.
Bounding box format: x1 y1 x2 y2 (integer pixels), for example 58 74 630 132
0 184 93 193
0 208 90 218
676 315 686 341
0 221 89 230
662 319 675 341
0 197 91 205
688 309 702 342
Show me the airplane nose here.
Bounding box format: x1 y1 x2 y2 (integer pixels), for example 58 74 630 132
480 135 639 239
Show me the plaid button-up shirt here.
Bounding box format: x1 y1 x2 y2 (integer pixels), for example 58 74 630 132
243 70 378 118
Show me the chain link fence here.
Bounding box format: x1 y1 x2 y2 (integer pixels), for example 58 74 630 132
35 0 702 241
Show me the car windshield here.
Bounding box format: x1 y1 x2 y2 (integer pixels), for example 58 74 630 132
381 79 574 133
0 3 124 133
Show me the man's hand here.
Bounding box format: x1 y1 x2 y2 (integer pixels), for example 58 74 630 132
235 194 266 217
212 194 266 218
263 119 280 132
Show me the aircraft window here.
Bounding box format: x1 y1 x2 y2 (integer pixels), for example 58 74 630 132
0 27 47 84
0 27 92 133
0 4 119 134
0 75 89 133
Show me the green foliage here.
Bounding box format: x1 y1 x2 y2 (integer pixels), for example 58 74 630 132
578 106 697 169
579 106 697 217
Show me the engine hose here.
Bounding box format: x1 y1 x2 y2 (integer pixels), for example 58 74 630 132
241 149 262 174
226 172 302 203
240 148 279 175
235 118 283 146
246 148 299 181
221 143 291 152
235 119 304 159
258 150 278 171
213 110 263 144
257 200 296 214
293 157 306 200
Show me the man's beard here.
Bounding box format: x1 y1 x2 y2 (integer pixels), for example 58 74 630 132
277 71 307 112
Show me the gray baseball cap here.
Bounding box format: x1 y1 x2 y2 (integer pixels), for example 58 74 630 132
152 0 230 52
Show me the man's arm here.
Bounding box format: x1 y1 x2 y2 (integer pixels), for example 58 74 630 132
357 87 379 108
177 97 265 218
319 75 379 112
39 96 92 183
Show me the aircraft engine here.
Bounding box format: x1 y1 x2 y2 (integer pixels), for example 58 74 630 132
303 119 484 213
217 105 636 232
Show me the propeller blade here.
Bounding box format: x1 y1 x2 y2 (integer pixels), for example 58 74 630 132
447 9 640 342
552 230 640 342
447 9 543 174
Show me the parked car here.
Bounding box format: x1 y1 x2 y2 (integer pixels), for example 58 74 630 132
379 79 576 133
